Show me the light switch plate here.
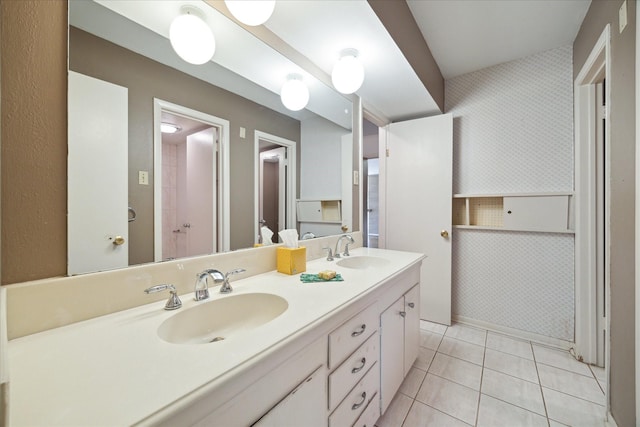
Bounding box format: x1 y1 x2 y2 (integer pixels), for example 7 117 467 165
138 170 149 185
239 127 246 139
619 0 627 33
353 170 359 185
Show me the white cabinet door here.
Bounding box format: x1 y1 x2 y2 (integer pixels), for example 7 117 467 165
503 195 569 231
68 71 128 275
403 285 420 376
380 297 405 413
382 114 453 324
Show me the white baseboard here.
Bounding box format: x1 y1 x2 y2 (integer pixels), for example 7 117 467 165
605 411 618 427
453 315 574 351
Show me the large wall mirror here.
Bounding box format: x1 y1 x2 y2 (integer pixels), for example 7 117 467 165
68 0 359 275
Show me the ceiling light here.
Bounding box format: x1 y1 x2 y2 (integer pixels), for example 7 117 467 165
169 6 215 65
161 123 182 134
280 74 309 111
224 0 276 26
331 49 365 94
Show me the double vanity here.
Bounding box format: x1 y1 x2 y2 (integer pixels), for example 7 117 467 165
7 244 424 426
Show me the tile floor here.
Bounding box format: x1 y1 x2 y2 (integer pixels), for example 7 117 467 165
376 321 606 427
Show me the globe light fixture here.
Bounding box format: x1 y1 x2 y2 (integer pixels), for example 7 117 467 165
169 6 215 65
225 0 276 26
280 74 309 111
331 49 365 94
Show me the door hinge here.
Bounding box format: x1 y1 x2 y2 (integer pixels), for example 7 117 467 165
599 105 607 120
386 148 390 157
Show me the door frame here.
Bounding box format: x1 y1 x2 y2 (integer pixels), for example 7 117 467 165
574 22 611 398
258 146 286 240
253 131 297 244
153 99 230 260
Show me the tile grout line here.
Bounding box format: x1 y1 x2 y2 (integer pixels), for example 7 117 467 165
530 339 552 426
474 331 488 426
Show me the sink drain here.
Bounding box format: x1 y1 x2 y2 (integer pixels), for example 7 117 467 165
209 336 225 343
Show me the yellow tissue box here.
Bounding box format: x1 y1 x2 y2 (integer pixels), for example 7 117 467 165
277 246 306 275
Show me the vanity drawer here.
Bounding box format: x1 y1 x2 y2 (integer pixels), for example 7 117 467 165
353 393 381 427
329 362 380 427
328 332 379 411
328 303 378 369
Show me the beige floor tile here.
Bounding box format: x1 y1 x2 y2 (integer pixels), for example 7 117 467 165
481 368 546 416
532 344 592 377
437 336 485 366
590 365 605 382
420 320 448 335
420 330 444 351
543 387 606 427
476 394 548 427
414 346 436 371
548 421 570 427
445 323 487 346
400 367 427 398
416 374 479 425
376 392 413 427
537 363 605 405
428 352 483 391
486 332 534 360
484 348 538 383
403 400 472 427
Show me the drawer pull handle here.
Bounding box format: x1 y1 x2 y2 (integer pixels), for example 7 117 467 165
352 391 367 410
351 357 367 374
408 302 415 309
399 311 406 318
351 324 366 337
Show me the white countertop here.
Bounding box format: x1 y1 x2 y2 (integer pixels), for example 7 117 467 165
8 247 424 426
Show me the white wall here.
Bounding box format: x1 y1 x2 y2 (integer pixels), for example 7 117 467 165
446 46 575 341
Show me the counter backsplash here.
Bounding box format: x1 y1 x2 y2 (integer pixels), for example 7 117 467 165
4 232 362 340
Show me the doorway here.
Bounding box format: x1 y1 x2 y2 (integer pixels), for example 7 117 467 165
254 131 297 244
153 99 230 261
574 25 610 370
363 118 380 248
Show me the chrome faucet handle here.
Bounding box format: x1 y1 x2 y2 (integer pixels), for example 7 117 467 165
323 247 334 261
144 284 182 310
194 269 224 301
344 242 352 257
220 268 246 294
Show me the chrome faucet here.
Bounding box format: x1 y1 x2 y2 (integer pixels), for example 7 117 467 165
194 269 224 301
334 234 355 258
144 284 182 310
220 268 247 293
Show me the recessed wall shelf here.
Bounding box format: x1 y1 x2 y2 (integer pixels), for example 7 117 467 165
296 199 342 223
453 192 574 234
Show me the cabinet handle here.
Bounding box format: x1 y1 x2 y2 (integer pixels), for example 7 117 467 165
399 311 406 318
407 302 415 309
351 392 367 410
351 357 367 374
351 324 366 337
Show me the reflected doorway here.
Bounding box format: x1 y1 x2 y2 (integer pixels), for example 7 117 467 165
153 99 230 261
363 118 380 248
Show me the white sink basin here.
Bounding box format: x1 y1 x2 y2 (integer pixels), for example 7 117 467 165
157 293 288 344
336 256 389 269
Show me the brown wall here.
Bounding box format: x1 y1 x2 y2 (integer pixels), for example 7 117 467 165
573 1 636 425
69 27 301 261
367 0 444 113
1 0 68 284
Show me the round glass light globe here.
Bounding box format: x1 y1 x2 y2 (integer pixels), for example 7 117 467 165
169 13 215 65
331 55 364 94
225 0 276 26
281 79 309 111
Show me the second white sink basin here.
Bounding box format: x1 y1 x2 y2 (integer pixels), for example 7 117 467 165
157 293 288 345
336 256 389 269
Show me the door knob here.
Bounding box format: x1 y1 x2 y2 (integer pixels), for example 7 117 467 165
112 236 125 246
440 229 449 238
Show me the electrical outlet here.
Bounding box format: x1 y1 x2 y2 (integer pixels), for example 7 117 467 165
138 170 149 185
353 170 359 185
239 127 246 139
619 0 627 33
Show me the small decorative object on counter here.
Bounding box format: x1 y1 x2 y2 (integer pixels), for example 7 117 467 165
277 229 306 275
300 272 344 283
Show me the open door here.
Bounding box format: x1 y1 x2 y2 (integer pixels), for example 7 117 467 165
380 114 453 324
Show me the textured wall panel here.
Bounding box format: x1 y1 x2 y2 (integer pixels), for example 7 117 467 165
452 229 574 341
446 46 574 195
446 47 575 341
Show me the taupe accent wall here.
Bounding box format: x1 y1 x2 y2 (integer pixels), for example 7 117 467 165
1 0 68 285
70 27 300 263
573 1 636 425
367 0 444 113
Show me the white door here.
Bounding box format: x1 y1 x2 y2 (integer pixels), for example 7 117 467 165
381 114 453 324
185 128 217 257
68 71 128 275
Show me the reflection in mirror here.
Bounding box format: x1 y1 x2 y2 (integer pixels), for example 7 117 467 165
68 0 356 275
